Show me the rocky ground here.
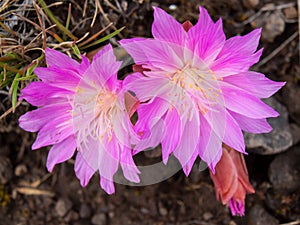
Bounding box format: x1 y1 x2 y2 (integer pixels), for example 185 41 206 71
0 0 299 225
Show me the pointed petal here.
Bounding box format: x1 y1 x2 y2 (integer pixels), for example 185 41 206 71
198 115 223 172
45 48 80 70
120 38 184 72
19 103 71 132
75 152 96 187
212 29 262 76
161 108 181 164
46 135 76 172
187 7 225 63
34 67 80 91
152 6 187 46
223 111 246 154
222 86 279 119
32 114 73 149
229 110 272 133
120 147 140 183
89 44 122 90
223 71 285 98
173 110 199 170
20 82 73 106
123 72 171 102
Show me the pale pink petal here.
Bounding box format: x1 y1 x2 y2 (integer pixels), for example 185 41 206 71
152 6 187 46
124 72 171 102
19 103 71 132
34 67 80 91
46 135 76 172
161 108 181 164
20 82 73 106
223 111 246 154
75 152 96 187
100 177 115 195
134 117 166 153
98 135 120 194
212 49 263 76
120 38 184 72
187 7 225 63
120 146 140 183
211 29 262 76
182 150 198 176
78 55 90 74
222 86 279 119
198 115 223 172
229 110 272 133
32 114 73 149
222 71 285 98
173 110 199 170
45 48 80 70
89 44 122 90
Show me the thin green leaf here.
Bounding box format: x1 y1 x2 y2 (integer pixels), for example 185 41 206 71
11 73 20 112
81 27 125 50
72 44 82 59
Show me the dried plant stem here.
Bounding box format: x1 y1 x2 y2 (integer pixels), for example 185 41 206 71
36 0 78 41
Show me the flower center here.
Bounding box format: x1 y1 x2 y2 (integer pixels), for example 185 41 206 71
168 64 223 115
96 91 118 140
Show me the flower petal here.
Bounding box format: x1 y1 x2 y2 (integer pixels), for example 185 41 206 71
120 38 184 72
19 103 71 132
173 109 199 171
152 6 187 46
89 44 122 90
34 67 80 91
46 135 76 172
120 147 140 183
161 108 181 164
187 7 225 63
32 114 73 149
223 111 246 154
222 71 285 98
228 110 272 133
20 82 73 106
45 48 80 70
75 152 96 187
222 86 279 119
198 116 223 172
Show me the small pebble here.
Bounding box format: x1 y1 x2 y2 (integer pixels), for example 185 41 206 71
203 211 213 221
247 204 279 225
55 198 73 217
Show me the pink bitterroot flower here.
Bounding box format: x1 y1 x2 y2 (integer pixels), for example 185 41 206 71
19 45 140 194
120 6 285 175
209 144 255 216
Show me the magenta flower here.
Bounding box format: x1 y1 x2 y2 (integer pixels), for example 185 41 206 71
120 6 285 175
19 45 140 194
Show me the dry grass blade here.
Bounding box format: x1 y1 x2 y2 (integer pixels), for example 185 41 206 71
15 187 55 197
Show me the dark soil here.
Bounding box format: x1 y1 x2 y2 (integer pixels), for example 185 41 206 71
0 0 299 225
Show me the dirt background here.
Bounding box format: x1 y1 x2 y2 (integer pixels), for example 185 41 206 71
0 0 299 225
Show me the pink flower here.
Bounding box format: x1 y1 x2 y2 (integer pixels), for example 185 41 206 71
120 6 285 174
19 45 140 194
209 144 255 216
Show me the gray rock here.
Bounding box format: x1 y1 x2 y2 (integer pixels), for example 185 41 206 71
245 98 293 155
281 83 300 124
55 198 73 217
247 204 279 225
91 213 106 225
268 146 300 194
290 123 300 145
